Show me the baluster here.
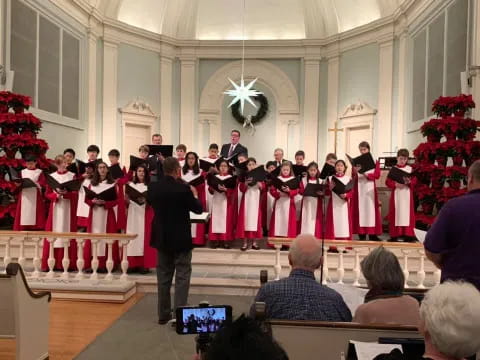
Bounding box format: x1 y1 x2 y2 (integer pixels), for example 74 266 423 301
273 244 282 280
120 240 129 281
90 240 99 280
46 237 56 278
76 239 85 279
18 237 26 269
417 249 426 289
105 240 114 281
401 249 410 288
322 245 329 285
3 237 12 271
352 248 361 286
31 237 42 278
61 238 70 279
337 246 345 284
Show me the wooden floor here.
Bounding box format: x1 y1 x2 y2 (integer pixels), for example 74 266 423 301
0 293 144 360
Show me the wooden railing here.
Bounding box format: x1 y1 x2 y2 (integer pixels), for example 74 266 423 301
0 231 136 282
267 238 441 289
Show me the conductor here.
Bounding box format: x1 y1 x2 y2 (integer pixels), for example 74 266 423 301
147 157 203 324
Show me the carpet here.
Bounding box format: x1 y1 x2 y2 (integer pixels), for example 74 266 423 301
74 294 254 360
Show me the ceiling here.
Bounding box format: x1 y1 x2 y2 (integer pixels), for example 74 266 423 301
90 0 402 40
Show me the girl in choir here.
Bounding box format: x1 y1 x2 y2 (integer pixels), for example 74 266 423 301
326 160 353 240
299 162 324 238
76 162 95 229
262 161 277 233
13 155 46 231
125 164 156 273
235 153 249 224
84 162 120 271
236 157 264 251
268 161 299 238
182 152 207 246
208 159 235 249
352 141 382 240
41 155 78 271
386 149 416 242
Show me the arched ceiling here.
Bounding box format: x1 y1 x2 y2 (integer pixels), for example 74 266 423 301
93 0 402 40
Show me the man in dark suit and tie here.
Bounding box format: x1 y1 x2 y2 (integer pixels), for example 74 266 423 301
147 157 203 324
273 148 286 167
220 129 248 159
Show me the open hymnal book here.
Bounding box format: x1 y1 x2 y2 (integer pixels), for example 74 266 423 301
190 212 210 223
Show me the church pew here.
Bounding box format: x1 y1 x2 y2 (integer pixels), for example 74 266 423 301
0 263 51 360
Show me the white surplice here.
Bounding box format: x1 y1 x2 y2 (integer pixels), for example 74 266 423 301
331 175 351 238
394 165 412 227
182 170 203 236
244 184 261 231
211 175 232 234
273 176 295 237
357 168 376 228
20 168 42 226
90 181 116 256
126 182 147 257
77 178 91 219
50 171 75 248
300 178 324 235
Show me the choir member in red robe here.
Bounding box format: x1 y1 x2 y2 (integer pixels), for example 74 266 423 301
208 159 235 249
234 153 249 230
125 164 156 273
182 152 207 246
351 141 382 240
386 149 417 242
84 162 120 271
41 155 78 271
76 162 95 228
236 157 264 251
108 149 128 232
176 144 187 167
13 155 46 231
204 143 220 214
261 161 277 233
298 162 325 238
326 160 353 240
294 150 306 231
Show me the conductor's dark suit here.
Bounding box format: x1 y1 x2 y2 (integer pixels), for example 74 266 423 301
220 143 248 158
147 175 203 321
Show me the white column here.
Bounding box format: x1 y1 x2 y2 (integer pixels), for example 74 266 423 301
471 0 480 122
87 32 97 146
160 55 173 143
179 57 196 149
377 39 394 155
303 59 321 162
102 39 119 157
395 33 408 149
326 56 340 154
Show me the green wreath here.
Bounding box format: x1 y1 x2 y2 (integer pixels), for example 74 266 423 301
231 93 269 125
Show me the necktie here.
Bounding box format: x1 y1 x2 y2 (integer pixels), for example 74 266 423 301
228 144 234 158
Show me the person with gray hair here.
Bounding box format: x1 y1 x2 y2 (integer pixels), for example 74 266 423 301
420 281 480 360
353 247 420 326
249 234 351 321
273 148 286 167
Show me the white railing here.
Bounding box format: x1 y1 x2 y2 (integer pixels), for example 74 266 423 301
0 231 136 282
268 238 441 289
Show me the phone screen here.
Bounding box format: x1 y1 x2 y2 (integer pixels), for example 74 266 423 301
175 305 232 335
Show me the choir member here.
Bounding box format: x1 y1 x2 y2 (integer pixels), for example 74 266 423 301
84 162 120 271
125 164 156 273
326 160 353 240
204 143 220 214
86 144 100 162
299 162 324 238
235 152 249 218
151 133 162 145
108 149 127 231
262 161 277 232
236 157 264 251
13 155 46 231
176 144 187 167
294 150 305 166
76 162 95 229
294 150 306 227
386 149 416 242
325 153 337 167
268 161 299 238
63 148 76 167
41 155 78 271
208 159 235 249
273 148 285 167
182 152 207 246
352 141 382 240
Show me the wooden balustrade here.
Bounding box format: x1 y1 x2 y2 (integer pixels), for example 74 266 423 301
0 231 137 282
267 238 440 289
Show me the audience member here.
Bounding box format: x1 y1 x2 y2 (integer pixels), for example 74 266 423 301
250 234 352 321
353 247 420 326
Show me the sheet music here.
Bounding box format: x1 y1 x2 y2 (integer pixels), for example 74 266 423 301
414 228 427 244
350 341 402 360
327 283 368 315
190 212 210 223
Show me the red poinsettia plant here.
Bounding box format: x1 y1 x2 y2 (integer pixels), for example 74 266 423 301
432 94 475 117
0 91 32 109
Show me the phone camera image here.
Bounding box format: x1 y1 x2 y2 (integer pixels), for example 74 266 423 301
176 305 232 335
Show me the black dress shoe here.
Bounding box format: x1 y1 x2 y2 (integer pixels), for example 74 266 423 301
251 244 260 250
240 244 248 251
368 235 381 241
210 241 218 249
138 267 151 275
223 243 231 249
358 234 367 240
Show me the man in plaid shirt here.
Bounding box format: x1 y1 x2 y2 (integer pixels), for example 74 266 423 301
250 234 352 322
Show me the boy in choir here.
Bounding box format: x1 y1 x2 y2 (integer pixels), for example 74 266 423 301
293 150 306 228
63 148 76 166
325 153 337 166
176 144 187 166
182 152 207 246
13 155 46 231
86 144 100 162
108 149 127 232
207 143 219 159
204 143 220 214
76 162 95 229
352 141 382 241
295 150 305 166
386 149 416 242
268 161 299 238
125 164 156 273
237 157 264 251
84 162 120 272
262 161 278 233
299 162 325 238
139 145 150 160
235 153 249 216
41 155 78 271
208 159 236 249
326 160 353 240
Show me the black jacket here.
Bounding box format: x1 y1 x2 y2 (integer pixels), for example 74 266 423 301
147 176 203 253
220 143 248 158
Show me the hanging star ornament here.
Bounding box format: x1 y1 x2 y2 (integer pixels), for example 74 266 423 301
224 76 263 115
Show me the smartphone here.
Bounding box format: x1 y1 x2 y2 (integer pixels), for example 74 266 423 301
175 305 233 335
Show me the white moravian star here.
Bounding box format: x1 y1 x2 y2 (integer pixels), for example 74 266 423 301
224 76 263 115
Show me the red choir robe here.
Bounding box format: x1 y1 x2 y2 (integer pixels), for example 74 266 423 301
76 177 92 227
182 170 207 245
125 182 156 268
13 168 46 230
326 174 353 240
41 170 78 271
352 160 382 235
386 165 416 237
208 175 235 241
113 165 128 232
261 179 276 232
236 181 265 239
268 176 299 238
84 180 120 270
202 156 219 214
299 177 325 238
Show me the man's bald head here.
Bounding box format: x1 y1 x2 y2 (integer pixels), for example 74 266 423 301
468 160 480 191
288 234 323 271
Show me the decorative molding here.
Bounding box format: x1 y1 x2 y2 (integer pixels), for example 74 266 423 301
119 99 157 118
340 101 377 119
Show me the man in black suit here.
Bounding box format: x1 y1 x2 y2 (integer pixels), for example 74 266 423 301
220 129 248 159
147 157 203 324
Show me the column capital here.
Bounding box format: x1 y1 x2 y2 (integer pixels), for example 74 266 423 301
304 58 321 66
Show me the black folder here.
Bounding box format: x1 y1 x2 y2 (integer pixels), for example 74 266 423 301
303 183 326 197
148 145 173 157
129 155 149 172
45 174 83 192
319 163 336 179
332 177 354 196
66 162 79 175
9 168 38 189
346 153 376 174
186 174 205 187
207 174 237 190
292 165 307 177
271 177 299 192
199 158 223 172
125 184 147 205
387 166 413 185
109 163 125 180
83 185 117 201
75 159 102 175
245 166 267 185
271 166 282 178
